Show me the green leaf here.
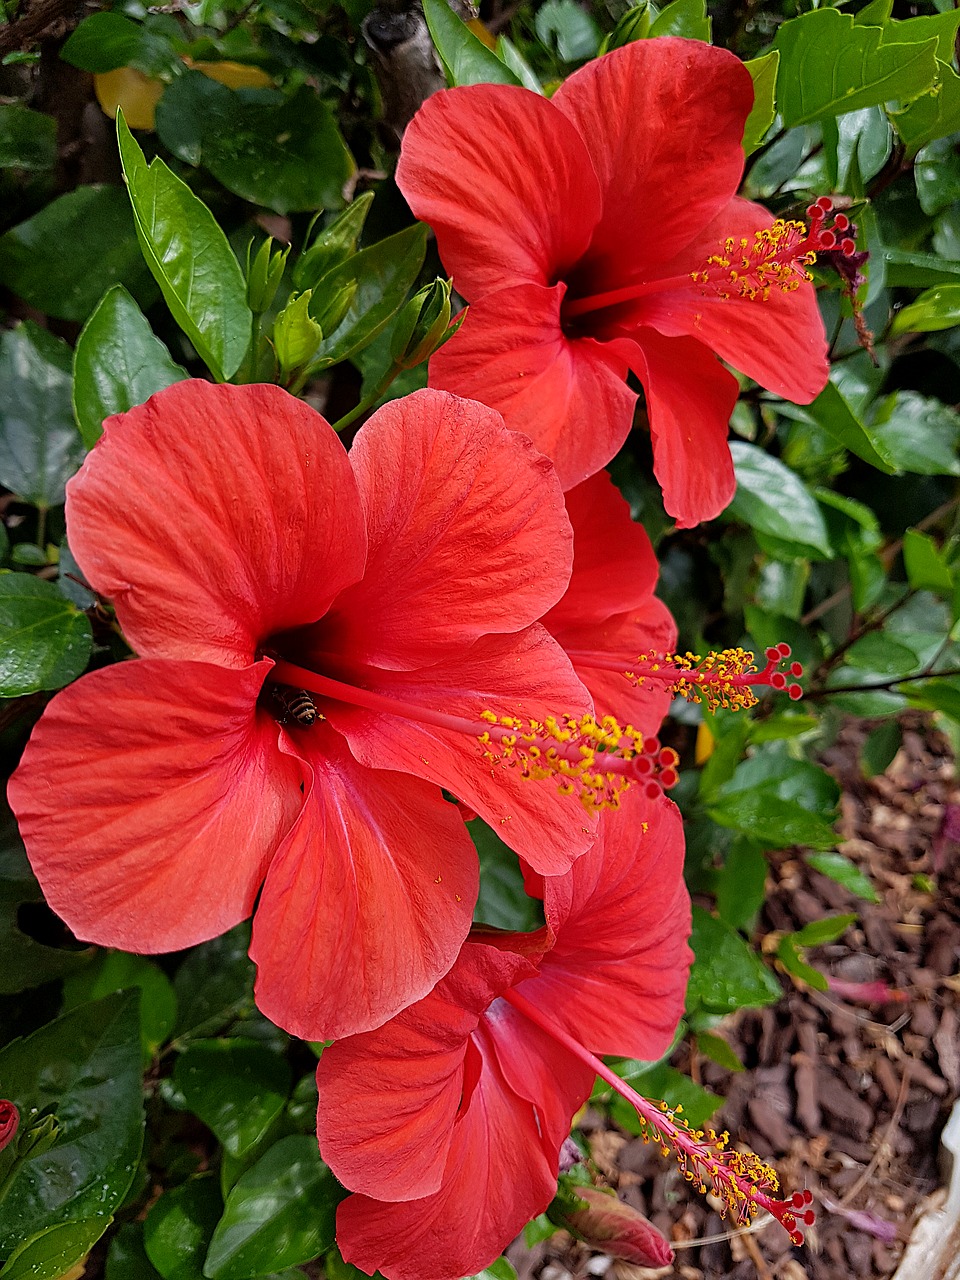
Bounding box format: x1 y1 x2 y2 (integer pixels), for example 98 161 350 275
60 12 178 75
776 935 828 989
727 443 832 558
792 912 858 948
716 839 768 932
144 1175 222 1280
708 791 837 850
0 323 83 507
867 391 960 476
116 112 251 382
173 1039 291 1158
892 60 960 154
470 818 542 932
803 379 897 473
0 104 56 171
0 1218 111 1279
905 675 960 724
73 285 188 449
606 1061 721 1131
0 573 92 697
155 76 354 216
686 906 781 1015
423 0 520 86
891 282 960 334
0 992 144 1253
742 52 779 154
204 1136 339 1279
172 923 255 1043
308 224 428 368
534 0 600 60
497 36 543 93
806 851 881 903
649 0 710 42
63 951 177 1059
466 1260 517 1280
882 248 960 287
771 10 938 128
903 528 954 593
106 1223 164 1280
845 630 922 675
0 186 156 324
695 1031 744 1072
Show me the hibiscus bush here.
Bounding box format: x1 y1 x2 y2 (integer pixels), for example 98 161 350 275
0 0 959 1276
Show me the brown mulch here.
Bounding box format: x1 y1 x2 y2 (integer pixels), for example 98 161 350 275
509 714 960 1280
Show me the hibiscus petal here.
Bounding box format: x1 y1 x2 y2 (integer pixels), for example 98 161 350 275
552 598 678 732
628 329 740 529
316 941 535 1201
531 790 692 1061
324 389 572 670
542 470 660 631
552 39 753 285
251 724 478 1041
335 1025 566 1280
322 627 598 874
397 85 601 298
631 197 829 403
7 658 298 952
67 381 366 667
429 283 638 491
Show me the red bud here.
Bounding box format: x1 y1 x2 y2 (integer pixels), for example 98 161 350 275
0 1100 19 1153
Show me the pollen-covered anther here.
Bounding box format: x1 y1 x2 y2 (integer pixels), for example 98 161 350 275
692 197 855 301
625 643 803 712
477 711 679 813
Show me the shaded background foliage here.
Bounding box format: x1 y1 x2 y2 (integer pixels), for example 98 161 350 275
0 0 958 1275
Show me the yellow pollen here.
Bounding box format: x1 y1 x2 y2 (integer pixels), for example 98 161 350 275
628 647 761 713
691 219 816 302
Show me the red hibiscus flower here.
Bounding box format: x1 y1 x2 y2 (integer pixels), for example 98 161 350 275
543 470 676 734
315 786 691 1280
8 382 602 1041
396 37 830 528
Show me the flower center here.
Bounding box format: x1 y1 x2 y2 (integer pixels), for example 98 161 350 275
503 987 816 1247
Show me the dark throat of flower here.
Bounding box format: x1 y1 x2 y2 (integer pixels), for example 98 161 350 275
502 987 816 1248
562 198 855 321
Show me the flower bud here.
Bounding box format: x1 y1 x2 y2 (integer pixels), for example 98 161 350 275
548 1184 674 1267
601 3 651 51
273 292 324 380
294 193 375 292
247 237 290 315
310 279 358 342
390 278 460 370
0 1100 19 1153
15 1112 59 1161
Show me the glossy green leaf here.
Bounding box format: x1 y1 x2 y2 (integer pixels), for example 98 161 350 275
173 1039 290 1158
606 1060 721 1131
423 0 520 86
535 0 600 58
695 1031 744 1073
891 282 960 334
497 36 543 92
844 631 922 676
0 323 83 507
63 952 177 1059
0 1218 111 1279
144 1175 222 1280
470 818 542 932
686 906 781 1015
806 851 881 902
792 912 858 948
742 52 779 154
106 1222 164 1280
771 10 938 128
903 528 954 593
117 113 251 382
0 104 56 171
0 186 156 324
649 0 709 42
155 76 354 216
0 992 144 1253
776 934 828 989
309 224 428 368
728 443 832 558
804 379 897 473
60 12 179 74
73 285 188 449
892 60 960 154
722 751 841 814
716 839 768 932
882 247 960 287
204 1136 339 1279
468 1258 518 1280
868 392 960 475
0 573 92 697
172 923 255 1043
708 791 837 851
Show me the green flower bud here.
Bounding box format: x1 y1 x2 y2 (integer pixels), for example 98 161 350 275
310 279 358 342
247 237 290 314
390 278 457 370
294 193 375 292
16 1112 60 1162
273 291 324 380
601 3 651 51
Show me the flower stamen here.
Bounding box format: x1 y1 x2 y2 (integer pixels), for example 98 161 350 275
626 643 803 713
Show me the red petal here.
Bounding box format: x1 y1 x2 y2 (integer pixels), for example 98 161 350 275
251 724 478 1040
7 659 298 952
67 381 366 667
429 283 638 491
542 470 660 631
629 330 740 528
552 598 677 733
397 85 601 298
316 941 535 1201
532 790 691 1061
553 39 752 286
630 197 829 403
322 627 598 874
326 389 572 670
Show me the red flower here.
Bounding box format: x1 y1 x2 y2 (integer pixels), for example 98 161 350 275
543 471 676 734
315 786 691 1280
0 1100 18 1153
397 38 829 528
8 382 599 1041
